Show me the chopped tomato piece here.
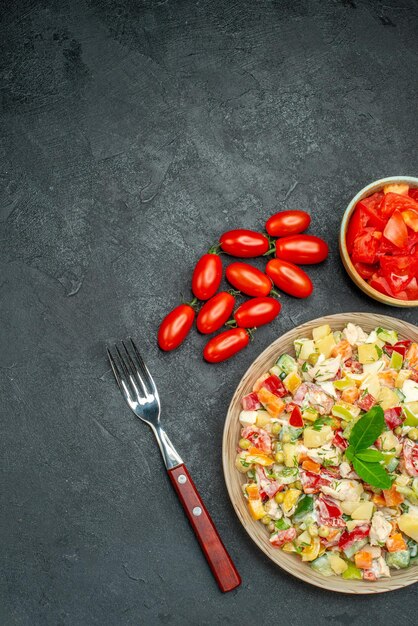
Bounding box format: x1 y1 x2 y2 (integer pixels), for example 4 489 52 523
406 277 418 300
379 255 416 294
383 211 408 248
384 407 403 430
386 533 407 552
289 405 303 427
357 393 377 412
242 392 261 410
351 228 380 264
402 209 418 232
383 485 404 507
353 262 379 280
380 192 418 218
346 206 368 254
261 374 287 397
369 274 408 300
270 527 297 547
409 188 418 202
332 430 349 451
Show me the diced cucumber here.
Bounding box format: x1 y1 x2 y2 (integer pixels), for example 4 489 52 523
342 561 362 580
390 351 403 371
407 539 418 558
386 550 410 569
310 554 334 577
386 457 399 473
275 354 298 376
376 327 398 346
342 538 368 559
403 403 418 427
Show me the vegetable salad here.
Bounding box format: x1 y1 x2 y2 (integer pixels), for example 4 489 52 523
236 323 418 580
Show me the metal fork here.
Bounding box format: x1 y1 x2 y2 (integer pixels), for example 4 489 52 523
107 339 241 593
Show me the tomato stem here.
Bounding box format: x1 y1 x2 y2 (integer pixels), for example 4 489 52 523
225 319 237 328
247 327 257 341
270 288 281 298
208 244 221 255
263 246 276 256
181 294 200 310
227 289 241 297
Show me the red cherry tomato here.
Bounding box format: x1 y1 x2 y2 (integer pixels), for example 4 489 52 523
226 262 272 296
191 252 222 300
234 297 281 328
203 328 250 363
196 292 235 334
266 210 310 237
158 304 195 351
275 235 329 265
266 258 313 298
219 229 269 257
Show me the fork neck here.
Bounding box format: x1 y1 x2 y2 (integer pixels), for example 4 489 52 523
151 423 183 470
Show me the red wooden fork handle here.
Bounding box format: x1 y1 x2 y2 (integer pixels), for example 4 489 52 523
168 464 241 593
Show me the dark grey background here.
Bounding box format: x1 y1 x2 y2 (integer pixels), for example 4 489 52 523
1 0 417 624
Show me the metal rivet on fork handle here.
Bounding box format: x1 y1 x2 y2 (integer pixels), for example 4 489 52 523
192 507 202 517
178 474 187 484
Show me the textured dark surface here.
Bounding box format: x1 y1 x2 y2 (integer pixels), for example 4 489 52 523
1 0 418 624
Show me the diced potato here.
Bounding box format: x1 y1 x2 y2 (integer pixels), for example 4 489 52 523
346 520 369 531
313 324 332 341
358 343 381 364
380 431 402 455
256 410 272 428
235 453 250 473
303 425 333 448
360 374 381 399
328 553 348 575
341 501 362 515
239 410 258 426
378 386 401 411
383 183 409 195
315 334 336 358
282 488 301 515
283 371 302 394
299 340 316 360
283 442 297 468
398 514 418 542
351 501 374 521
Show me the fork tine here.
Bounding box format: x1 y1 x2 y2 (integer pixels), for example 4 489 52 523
107 347 132 400
121 340 148 397
107 347 122 390
129 338 157 394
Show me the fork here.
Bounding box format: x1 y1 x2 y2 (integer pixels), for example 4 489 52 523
107 339 241 593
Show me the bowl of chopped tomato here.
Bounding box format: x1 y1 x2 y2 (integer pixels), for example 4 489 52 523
340 177 418 307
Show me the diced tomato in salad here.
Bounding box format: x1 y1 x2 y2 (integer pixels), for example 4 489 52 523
347 185 418 300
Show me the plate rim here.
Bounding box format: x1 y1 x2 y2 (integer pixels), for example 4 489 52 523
222 312 418 594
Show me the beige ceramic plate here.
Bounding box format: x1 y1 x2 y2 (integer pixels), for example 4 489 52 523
223 312 418 594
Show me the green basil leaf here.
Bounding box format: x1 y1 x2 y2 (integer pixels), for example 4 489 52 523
352 457 393 489
345 445 355 461
349 405 385 452
355 449 385 462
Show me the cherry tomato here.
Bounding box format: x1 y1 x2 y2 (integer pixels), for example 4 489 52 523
226 262 272 296
275 235 329 264
219 229 269 257
191 252 222 300
266 258 313 298
196 292 235 334
266 210 310 237
158 304 195 351
234 297 281 328
203 328 250 363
